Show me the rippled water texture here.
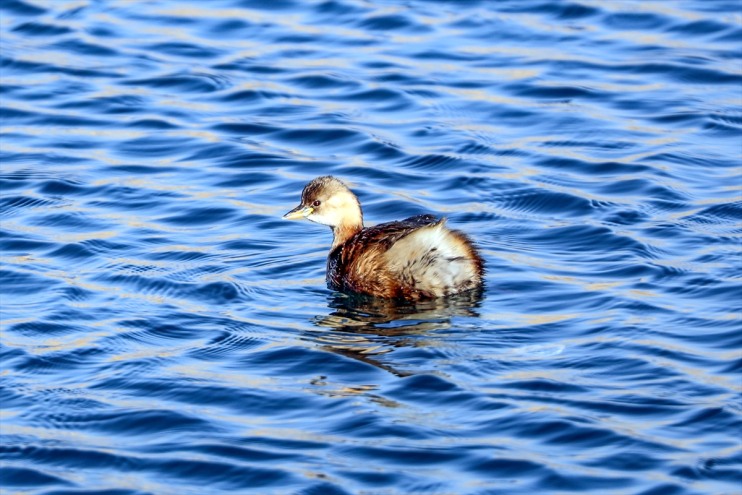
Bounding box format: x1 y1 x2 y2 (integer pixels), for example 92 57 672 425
2 0 741 494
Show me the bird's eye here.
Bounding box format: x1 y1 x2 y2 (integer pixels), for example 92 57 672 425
312 200 321 207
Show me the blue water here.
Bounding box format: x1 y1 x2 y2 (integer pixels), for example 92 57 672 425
1 0 741 494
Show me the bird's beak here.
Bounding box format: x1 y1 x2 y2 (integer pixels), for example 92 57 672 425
283 204 313 220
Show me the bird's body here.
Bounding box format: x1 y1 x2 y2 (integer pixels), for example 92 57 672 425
284 176 483 300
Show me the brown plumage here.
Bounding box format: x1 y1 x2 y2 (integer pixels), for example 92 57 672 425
284 176 484 300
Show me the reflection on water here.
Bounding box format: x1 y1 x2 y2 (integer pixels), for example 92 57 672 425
311 291 484 376
317 290 484 334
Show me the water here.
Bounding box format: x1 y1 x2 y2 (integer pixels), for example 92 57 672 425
1 0 740 493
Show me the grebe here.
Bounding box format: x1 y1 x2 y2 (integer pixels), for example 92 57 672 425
284 176 484 300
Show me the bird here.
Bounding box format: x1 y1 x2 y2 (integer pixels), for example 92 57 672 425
283 176 484 300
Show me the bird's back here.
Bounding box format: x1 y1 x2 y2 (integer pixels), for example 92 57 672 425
328 215 483 299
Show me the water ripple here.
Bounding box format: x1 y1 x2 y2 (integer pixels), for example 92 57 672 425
1 0 740 494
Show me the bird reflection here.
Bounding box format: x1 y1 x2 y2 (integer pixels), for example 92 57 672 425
309 290 483 376
315 290 483 334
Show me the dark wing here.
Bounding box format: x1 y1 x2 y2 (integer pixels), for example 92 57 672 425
349 214 441 252
327 215 442 292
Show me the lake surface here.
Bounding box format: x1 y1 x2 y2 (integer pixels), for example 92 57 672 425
1 1 741 494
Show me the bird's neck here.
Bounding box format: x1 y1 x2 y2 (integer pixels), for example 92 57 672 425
331 215 362 249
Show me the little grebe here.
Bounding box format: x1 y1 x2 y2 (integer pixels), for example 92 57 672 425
284 176 484 300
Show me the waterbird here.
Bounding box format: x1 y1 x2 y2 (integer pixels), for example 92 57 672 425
284 176 484 300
